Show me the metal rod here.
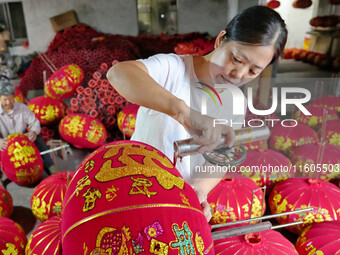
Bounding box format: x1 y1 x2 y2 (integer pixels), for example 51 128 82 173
211 207 313 229
40 144 70 155
212 221 272 241
271 221 304 230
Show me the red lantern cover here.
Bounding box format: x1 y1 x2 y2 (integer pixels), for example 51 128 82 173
314 95 340 112
214 230 298 254
27 95 67 125
208 178 265 225
117 104 140 138
319 119 340 147
0 217 27 254
269 178 340 234
59 113 107 149
31 171 75 222
61 141 214 255
14 87 25 103
25 216 62 255
0 133 43 186
45 64 84 100
296 221 340 254
290 143 340 179
269 123 318 156
243 140 268 151
294 105 338 128
237 149 292 192
0 186 13 218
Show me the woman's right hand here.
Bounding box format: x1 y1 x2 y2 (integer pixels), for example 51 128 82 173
0 139 7 151
176 105 236 154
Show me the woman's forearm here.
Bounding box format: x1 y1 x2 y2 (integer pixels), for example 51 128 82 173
107 61 188 122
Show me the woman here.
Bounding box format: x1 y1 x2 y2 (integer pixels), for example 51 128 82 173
107 5 287 220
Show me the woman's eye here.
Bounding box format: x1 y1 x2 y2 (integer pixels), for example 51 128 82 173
233 56 242 63
249 70 257 75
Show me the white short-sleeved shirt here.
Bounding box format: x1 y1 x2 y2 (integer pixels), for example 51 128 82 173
131 53 246 184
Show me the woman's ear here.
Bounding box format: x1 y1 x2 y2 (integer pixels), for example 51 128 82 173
214 30 227 49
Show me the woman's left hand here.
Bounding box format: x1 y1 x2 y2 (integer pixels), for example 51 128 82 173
193 185 212 222
25 131 37 142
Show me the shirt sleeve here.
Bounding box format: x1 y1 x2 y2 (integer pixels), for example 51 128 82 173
137 53 184 94
23 104 41 135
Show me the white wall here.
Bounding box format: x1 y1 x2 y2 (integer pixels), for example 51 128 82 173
6 0 138 54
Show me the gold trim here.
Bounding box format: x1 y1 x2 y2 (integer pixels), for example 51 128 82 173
62 203 204 241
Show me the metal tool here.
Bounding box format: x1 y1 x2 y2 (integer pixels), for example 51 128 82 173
173 126 270 166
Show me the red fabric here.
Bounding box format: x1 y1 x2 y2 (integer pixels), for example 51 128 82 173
61 140 214 255
319 119 340 147
296 221 340 254
314 95 340 112
59 113 107 149
208 178 265 225
0 133 43 186
25 216 62 255
44 64 84 100
14 87 25 103
31 171 75 221
0 217 27 254
237 149 292 192
117 104 140 138
27 95 67 125
214 229 298 254
0 186 13 218
269 178 340 234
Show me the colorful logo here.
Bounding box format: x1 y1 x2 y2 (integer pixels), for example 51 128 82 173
196 81 222 106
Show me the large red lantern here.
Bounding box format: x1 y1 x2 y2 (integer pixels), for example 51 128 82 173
45 64 84 100
117 104 140 138
314 95 340 112
214 230 298 254
31 171 75 222
237 149 292 192
296 221 340 254
25 216 62 255
269 178 340 234
0 186 13 218
207 178 265 225
319 119 340 147
61 141 214 255
27 95 67 125
269 123 318 156
59 113 107 149
0 133 43 186
0 217 27 254
14 87 25 103
294 105 338 129
290 143 340 179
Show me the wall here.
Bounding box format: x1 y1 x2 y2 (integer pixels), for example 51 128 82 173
5 0 138 54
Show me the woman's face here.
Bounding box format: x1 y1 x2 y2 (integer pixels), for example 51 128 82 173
209 31 275 87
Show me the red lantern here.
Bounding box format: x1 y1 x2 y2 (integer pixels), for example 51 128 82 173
31 171 75 222
27 95 67 125
269 123 318 156
290 143 340 180
14 87 25 103
237 149 292 192
59 113 107 149
319 119 340 147
214 230 298 254
266 0 280 9
61 141 214 255
0 217 27 254
0 133 43 186
296 221 340 254
294 105 338 129
45 64 84 100
0 186 13 218
117 104 140 138
243 140 268 151
25 216 62 255
314 95 340 112
269 178 340 234
208 178 265 225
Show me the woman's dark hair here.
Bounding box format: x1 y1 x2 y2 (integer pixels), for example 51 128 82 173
224 5 287 64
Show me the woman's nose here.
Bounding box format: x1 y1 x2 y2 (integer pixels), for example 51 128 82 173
230 66 246 79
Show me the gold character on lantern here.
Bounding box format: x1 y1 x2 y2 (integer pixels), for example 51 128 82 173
195 232 205 255
180 192 190 206
150 239 169 255
9 142 37 166
82 187 102 212
106 185 119 201
76 175 91 197
86 121 105 144
41 105 59 122
64 116 85 138
31 196 48 221
96 144 184 190
129 177 157 198
1 243 18 255
84 160 95 173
